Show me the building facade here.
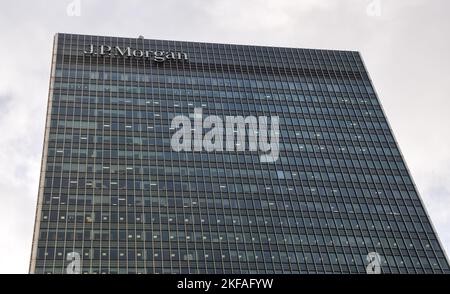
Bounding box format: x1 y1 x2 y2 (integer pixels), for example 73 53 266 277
30 33 449 274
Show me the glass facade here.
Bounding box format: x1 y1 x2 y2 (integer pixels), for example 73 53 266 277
30 33 449 274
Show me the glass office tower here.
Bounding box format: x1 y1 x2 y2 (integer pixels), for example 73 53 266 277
30 33 449 274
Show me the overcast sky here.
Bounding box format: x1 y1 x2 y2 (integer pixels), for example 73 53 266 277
0 0 449 273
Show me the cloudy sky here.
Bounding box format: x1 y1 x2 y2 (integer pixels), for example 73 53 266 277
0 0 449 273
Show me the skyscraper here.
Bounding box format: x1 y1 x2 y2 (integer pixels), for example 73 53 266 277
30 33 449 274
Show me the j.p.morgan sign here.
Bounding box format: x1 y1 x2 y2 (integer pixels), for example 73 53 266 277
83 44 188 62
